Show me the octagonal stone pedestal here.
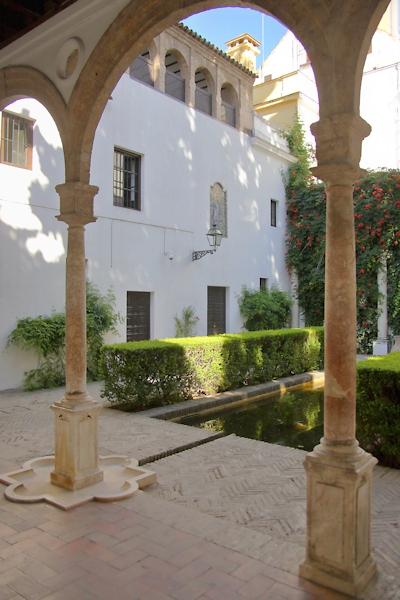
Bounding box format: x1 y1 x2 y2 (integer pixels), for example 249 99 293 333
0 455 156 510
299 441 377 597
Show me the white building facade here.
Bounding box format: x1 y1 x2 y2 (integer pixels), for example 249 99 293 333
254 0 400 170
0 25 294 390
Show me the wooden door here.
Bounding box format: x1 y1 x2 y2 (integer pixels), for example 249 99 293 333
127 292 150 341
207 286 226 335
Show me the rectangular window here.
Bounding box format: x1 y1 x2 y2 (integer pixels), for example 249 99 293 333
1 111 33 169
271 199 277 227
260 278 268 291
113 148 141 210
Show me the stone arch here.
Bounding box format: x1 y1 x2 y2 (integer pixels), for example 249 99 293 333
194 66 215 116
164 47 189 102
0 66 69 165
308 2 391 120
64 0 390 183
129 43 158 88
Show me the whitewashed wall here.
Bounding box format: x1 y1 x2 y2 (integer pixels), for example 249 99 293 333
88 73 292 342
258 31 308 81
0 99 66 390
0 74 292 390
360 63 400 170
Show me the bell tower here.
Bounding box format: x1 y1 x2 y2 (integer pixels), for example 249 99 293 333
225 33 260 72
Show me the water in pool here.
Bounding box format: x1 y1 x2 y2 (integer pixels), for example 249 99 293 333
179 383 324 452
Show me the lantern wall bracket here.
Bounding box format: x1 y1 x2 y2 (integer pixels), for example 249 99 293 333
192 249 215 261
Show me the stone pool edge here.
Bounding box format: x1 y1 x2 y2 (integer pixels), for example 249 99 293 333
138 371 325 422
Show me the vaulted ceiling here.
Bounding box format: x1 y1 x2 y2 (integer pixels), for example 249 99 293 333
0 0 79 50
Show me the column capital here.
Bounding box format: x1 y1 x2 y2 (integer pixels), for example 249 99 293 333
56 181 98 227
311 113 371 186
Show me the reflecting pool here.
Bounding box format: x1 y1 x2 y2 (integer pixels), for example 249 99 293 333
179 383 325 452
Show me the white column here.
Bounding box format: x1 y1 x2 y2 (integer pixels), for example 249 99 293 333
373 259 389 355
290 271 301 328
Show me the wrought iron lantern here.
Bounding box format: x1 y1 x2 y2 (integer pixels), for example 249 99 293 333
192 224 223 261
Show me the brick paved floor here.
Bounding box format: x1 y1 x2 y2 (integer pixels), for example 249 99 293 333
0 383 398 599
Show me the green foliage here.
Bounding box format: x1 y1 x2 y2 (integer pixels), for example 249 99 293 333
7 312 66 391
356 352 400 468
284 115 400 352
236 285 292 331
86 282 122 380
7 282 121 390
281 111 315 190
100 341 194 409
7 312 65 359
100 327 324 410
174 305 198 337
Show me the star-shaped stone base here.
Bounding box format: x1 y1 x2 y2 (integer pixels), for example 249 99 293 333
0 456 156 510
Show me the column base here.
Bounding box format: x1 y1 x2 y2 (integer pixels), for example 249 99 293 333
372 339 389 356
390 336 400 353
300 552 376 597
51 396 103 491
50 467 104 491
0 455 156 510
300 440 377 596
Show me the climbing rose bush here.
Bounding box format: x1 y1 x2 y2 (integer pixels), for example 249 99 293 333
283 120 400 353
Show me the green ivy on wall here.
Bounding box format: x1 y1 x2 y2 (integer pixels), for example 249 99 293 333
283 116 400 353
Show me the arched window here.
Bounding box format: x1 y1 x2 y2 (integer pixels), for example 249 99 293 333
221 82 238 128
165 50 186 102
130 48 154 87
195 68 213 116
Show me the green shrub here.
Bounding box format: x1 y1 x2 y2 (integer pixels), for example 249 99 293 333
100 327 324 410
85 282 122 381
174 306 198 337
7 282 122 390
357 352 400 468
6 312 66 391
100 340 195 408
236 285 292 331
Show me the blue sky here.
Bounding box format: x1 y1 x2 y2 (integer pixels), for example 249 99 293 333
182 8 287 69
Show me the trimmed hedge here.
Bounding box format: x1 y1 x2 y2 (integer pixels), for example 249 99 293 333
357 352 400 468
100 327 324 410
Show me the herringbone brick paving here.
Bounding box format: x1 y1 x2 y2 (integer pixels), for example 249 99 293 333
0 382 398 598
146 438 400 598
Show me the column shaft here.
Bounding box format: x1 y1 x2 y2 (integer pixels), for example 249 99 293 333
65 224 87 396
377 263 388 339
324 184 356 445
373 260 389 355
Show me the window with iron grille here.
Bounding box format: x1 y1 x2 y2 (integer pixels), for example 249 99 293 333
271 199 277 227
1 111 33 169
113 148 141 210
260 278 268 291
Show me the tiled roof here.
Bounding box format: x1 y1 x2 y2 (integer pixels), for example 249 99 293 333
177 23 257 77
